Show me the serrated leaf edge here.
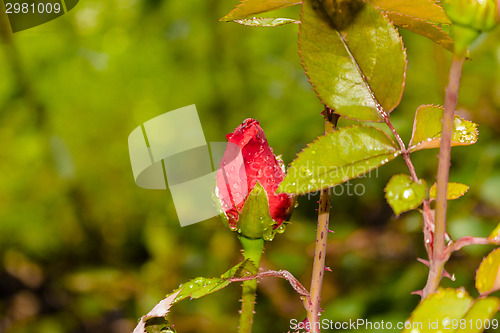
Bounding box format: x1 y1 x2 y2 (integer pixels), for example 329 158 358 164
409 104 479 151
220 0 301 22
233 17 299 27
369 0 451 25
381 11 454 51
298 1 407 122
428 182 470 200
279 125 401 194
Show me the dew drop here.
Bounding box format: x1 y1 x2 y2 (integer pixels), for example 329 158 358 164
403 189 415 200
263 233 274 241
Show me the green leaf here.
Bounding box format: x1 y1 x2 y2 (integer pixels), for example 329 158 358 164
237 182 276 240
299 0 406 122
476 248 500 295
221 0 300 21
383 13 454 52
402 288 473 333
429 182 470 200
172 277 229 303
489 223 500 242
225 258 259 278
133 291 180 333
169 260 257 303
233 17 299 27
368 0 451 23
278 125 400 195
455 297 500 333
370 0 454 51
409 105 478 151
144 317 176 333
384 174 426 215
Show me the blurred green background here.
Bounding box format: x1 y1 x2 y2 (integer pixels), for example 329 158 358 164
1 1 500 332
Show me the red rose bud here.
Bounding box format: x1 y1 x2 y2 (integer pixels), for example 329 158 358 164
216 119 293 240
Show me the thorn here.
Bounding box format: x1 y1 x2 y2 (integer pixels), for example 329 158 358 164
445 232 452 243
328 229 335 233
443 270 456 281
417 258 430 266
411 290 423 297
324 267 332 272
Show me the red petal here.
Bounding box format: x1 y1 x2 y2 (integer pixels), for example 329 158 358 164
216 119 292 227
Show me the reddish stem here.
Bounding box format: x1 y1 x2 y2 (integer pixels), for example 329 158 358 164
423 54 465 298
307 108 338 333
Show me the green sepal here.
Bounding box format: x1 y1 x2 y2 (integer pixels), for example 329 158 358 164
452 24 481 56
443 0 499 54
236 182 277 240
443 0 499 32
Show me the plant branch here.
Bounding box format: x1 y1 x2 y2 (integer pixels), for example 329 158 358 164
422 200 434 258
230 270 311 303
238 236 265 333
0 8 46 129
423 54 465 298
446 236 500 256
307 107 339 333
381 109 419 182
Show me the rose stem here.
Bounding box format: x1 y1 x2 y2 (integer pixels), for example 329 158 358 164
238 236 265 333
308 107 339 333
423 54 465 298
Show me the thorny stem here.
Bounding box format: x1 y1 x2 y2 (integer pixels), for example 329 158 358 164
238 236 265 333
423 54 465 298
307 108 339 333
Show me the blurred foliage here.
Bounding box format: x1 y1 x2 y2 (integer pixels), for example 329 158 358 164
0 0 500 332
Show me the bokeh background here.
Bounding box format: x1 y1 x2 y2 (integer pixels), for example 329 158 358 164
1 0 500 332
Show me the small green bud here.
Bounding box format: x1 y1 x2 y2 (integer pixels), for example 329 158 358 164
443 0 499 54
